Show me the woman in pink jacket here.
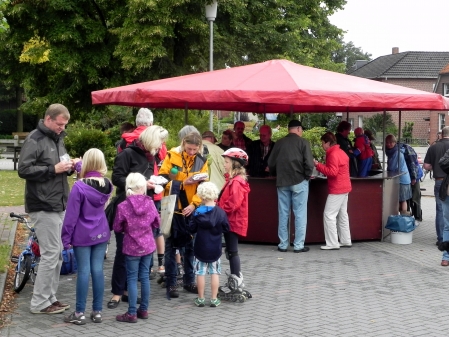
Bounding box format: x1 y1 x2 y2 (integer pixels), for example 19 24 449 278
314 132 352 250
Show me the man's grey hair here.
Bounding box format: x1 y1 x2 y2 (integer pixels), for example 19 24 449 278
178 125 200 141
135 108 153 127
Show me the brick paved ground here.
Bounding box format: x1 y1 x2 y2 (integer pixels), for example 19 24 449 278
0 194 446 337
1 149 445 337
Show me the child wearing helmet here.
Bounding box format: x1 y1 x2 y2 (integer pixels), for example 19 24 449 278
217 148 252 300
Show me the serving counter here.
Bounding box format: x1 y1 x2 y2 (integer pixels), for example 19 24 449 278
242 171 400 244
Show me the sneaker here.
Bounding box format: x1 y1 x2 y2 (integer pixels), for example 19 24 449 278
339 243 352 248
183 283 198 293
64 311 87 325
116 312 137 323
157 266 165 275
137 308 148 319
320 245 340 250
194 297 205 307
210 298 221 307
168 286 179 298
90 311 102 323
52 301 70 310
31 304 65 314
149 269 157 280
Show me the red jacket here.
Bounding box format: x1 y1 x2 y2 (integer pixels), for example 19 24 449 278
316 145 352 195
217 175 250 237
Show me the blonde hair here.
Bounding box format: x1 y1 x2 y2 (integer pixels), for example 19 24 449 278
227 158 248 181
125 172 147 196
197 182 219 202
139 125 168 155
79 148 107 186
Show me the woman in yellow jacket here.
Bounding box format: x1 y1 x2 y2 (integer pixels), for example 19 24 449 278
159 132 208 298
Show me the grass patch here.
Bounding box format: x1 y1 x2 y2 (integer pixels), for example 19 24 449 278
0 170 113 207
0 244 11 273
0 171 26 207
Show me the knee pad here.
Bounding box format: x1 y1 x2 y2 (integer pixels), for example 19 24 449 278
226 250 238 260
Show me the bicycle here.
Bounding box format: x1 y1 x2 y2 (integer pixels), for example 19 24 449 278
10 212 40 293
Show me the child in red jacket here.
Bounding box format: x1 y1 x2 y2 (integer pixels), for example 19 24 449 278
217 148 251 301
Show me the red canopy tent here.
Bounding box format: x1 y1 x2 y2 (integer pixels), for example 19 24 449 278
91 59 449 112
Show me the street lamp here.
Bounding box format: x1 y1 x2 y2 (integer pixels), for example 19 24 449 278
205 0 217 131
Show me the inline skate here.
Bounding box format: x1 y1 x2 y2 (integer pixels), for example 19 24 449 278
218 272 252 303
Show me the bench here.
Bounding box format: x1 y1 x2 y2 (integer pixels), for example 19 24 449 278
4 146 21 170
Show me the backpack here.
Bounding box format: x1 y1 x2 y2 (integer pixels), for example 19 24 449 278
60 248 77 275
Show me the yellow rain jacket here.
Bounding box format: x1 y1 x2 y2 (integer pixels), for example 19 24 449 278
159 147 208 209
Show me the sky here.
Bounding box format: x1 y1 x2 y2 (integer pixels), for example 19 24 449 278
329 0 449 60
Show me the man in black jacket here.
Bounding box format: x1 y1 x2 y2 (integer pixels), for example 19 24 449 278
246 125 275 177
18 103 77 314
424 126 449 261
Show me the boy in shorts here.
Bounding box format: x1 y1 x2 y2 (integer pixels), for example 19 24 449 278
187 182 229 307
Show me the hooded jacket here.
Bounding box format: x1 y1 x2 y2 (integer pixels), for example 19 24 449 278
187 206 229 262
159 148 208 208
113 194 160 256
217 175 250 237
61 179 113 249
18 120 72 213
315 145 352 195
112 144 155 199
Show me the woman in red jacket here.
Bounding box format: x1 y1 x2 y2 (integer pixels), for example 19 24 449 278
314 132 352 250
217 148 251 300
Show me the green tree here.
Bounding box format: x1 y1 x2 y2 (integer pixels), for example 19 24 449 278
363 113 397 142
332 38 372 74
0 0 347 124
402 121 414 141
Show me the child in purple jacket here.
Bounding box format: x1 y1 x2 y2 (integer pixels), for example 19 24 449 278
62 148 113 325
113 172 160 323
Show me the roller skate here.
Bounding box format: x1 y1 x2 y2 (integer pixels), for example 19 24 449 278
218 272 252 303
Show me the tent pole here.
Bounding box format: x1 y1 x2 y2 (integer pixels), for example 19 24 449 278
397 110 402 175
184 103 188 125
382 110 386 178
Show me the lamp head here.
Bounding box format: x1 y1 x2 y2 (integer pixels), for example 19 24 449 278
205 0 218 21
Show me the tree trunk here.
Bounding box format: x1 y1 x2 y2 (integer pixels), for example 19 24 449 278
15 87 23 132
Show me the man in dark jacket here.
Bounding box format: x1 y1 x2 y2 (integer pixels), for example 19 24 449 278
246 125 275 178
424 126 449 259
268 120 314 253
18 103 77 314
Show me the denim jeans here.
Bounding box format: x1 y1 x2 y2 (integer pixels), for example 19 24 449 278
441 197 449 261
73 242 107 313
125 254 152 315
434 180 444 242
277 180 309 250
164 236 195 288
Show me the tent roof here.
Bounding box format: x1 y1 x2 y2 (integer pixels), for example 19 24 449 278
92 59 449 113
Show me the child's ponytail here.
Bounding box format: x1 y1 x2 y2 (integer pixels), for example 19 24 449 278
125 172 147 196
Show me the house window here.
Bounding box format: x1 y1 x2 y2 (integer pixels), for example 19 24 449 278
358 115 363 128
444 83 449 97
348 118 354 130
439 113 446 130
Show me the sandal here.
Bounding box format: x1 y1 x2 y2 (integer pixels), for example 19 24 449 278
107 297 120 309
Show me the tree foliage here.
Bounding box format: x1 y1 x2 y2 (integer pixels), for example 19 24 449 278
332 38 372 73
0 0 347 121
362 113 397 142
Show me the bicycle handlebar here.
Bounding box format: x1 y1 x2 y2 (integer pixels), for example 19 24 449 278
10 213 33 231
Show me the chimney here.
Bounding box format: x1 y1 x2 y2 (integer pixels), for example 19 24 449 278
392 47 399 54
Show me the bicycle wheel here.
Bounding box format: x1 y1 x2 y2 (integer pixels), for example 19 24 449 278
14 254 31 293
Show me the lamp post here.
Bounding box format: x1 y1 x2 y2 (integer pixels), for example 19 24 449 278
205 0 217 131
